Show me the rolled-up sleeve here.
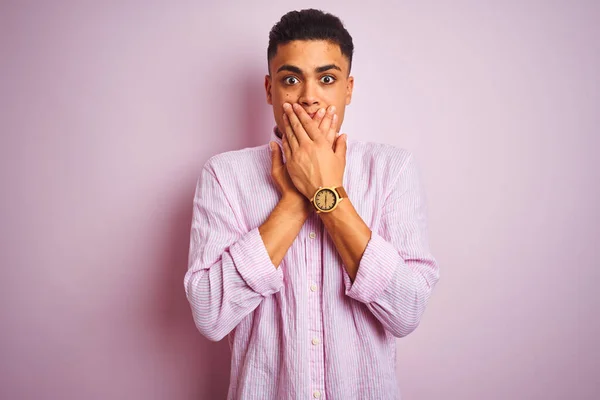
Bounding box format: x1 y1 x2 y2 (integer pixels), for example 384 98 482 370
184 162 283 342
342 153 440 338
229 226 284 295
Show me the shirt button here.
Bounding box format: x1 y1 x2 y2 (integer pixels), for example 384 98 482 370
312 337 320 345
313 390 321 398
309 231 316 239
310 284 318 292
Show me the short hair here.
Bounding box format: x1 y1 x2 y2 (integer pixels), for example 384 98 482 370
267 9 354 74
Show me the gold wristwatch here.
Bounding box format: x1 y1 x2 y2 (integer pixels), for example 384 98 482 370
310 186 347 213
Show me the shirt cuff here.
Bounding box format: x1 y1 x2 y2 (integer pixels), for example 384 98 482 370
229 226 284 296
343 231 403 303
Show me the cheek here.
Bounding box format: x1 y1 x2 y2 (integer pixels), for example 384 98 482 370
271 90 292 106
281 91 295 102
324 86 346 104
275 85 296 100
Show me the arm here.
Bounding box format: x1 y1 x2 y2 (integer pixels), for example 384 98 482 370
319 153 440 338
184 163 310 342
260 193 312 267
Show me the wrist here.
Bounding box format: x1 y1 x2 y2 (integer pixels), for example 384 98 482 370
308 181 344 195
280 193 312 219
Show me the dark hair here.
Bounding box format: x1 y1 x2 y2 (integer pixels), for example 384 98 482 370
267 9 354 74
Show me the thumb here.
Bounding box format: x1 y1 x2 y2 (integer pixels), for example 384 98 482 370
334 134 347 158
270 142 282 167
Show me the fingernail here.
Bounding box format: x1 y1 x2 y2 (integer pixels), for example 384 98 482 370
329 106 336 114
283 103 291 110
317 108 325 116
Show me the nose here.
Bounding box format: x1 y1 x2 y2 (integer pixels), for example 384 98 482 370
298 81 320 108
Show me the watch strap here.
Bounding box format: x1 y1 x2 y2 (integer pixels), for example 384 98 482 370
335 186 347 199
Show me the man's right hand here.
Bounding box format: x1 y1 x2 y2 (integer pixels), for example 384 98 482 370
270 140 307 212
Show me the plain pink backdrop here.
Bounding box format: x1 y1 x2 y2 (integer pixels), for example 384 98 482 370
1 1 598 399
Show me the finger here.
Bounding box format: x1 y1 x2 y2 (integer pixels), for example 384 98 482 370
286 103 312 143
326 113 339 144
334 133 348 158
319 105 336 140
281 132 292 161
311 107 326 127
325 110 339 144
270 142 282 168
282 113 299 152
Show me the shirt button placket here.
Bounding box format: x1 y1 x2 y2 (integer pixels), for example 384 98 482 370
308 229 317 294
307 219 323 400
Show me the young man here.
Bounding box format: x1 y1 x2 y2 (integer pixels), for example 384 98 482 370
184 9 440 400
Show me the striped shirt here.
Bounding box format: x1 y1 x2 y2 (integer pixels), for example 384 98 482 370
184 128 440 400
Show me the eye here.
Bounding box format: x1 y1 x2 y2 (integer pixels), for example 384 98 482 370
283 76 300 85
320 75 336 84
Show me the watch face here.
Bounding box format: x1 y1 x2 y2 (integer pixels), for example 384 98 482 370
314 188 337 211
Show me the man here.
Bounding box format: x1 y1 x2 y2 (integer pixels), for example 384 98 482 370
184 9 440 400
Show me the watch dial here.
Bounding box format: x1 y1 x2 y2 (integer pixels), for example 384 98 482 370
315 188 336 211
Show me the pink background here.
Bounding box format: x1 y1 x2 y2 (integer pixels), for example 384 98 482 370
1 1 598 399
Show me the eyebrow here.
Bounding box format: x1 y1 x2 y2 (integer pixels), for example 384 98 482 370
276 64 342 75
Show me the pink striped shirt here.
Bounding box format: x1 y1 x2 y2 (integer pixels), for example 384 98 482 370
184 129 440 400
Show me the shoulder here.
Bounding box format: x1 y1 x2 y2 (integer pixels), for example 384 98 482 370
202 144 270 176
346 138 414 173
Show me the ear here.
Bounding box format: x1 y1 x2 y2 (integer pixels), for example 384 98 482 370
265 75 273 105
345 76 354 105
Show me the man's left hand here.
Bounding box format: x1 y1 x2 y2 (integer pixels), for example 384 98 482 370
281 102 348 200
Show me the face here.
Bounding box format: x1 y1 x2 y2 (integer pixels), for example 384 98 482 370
265 40 354 137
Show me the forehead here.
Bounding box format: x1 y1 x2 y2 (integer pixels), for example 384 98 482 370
270 40 349 73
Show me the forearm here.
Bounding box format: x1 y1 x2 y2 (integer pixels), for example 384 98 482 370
259 195 312 268
318 198 372 281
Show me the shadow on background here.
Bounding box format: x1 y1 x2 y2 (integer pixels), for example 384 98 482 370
158 189 231 399
236 68 274 149
151 69 272 398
